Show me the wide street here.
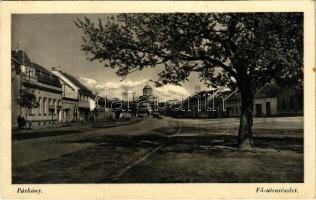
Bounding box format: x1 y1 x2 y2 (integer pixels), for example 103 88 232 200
12 117 303 183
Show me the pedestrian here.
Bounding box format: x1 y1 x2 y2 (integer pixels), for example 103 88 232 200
21 117 26 129
17 115 22 129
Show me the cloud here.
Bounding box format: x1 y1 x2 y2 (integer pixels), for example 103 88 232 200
99 82 120 90
93 79 148 100
80 77 97 88
121 79 148 88
79 77 190 101
154 85 191 100
95 79 148 90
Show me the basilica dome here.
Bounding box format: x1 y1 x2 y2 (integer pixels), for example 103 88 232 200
143 83 153 96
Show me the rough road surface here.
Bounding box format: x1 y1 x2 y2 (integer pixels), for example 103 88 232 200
12 117 303 183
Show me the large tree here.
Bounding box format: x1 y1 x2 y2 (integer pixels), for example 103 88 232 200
75 13 303 148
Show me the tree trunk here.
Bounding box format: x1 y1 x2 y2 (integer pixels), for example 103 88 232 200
238 86 255 149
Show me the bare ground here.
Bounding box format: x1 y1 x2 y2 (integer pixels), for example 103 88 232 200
12 117 303 183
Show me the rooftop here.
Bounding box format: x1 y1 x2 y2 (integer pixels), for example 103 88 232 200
59 71 92 96
11 50 61 88
143 83 152 90
31 63 62 88
11 50 31 65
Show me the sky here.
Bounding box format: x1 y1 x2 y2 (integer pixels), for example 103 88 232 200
12 14 210 101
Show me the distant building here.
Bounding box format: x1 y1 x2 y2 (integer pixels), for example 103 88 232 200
136 83 158 115
89 93 114 121
224 84 303 117
51 69 92 122
165 83 303 118
173 90 218 118
11 50 63 128
143 83 153 96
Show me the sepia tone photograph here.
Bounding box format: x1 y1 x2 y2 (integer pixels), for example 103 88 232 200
10 12 305 184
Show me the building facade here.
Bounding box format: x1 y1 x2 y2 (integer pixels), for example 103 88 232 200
89 94 115 121
136 83 158 116
51 69 92 123
224 84 303 117
165 83 303 119
11 50 63 128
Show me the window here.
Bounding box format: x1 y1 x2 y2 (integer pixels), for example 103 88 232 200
54 99 57 115
32 106 36 115
289 97 294 109
282 99 286 110
46 98 50 114
298 96 303 107
38 97 42 115
21 65 26 73
43 98 47 114
28 107 33 115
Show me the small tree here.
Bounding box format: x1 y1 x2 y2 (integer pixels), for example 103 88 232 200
19 87 39 119
75 13 303 148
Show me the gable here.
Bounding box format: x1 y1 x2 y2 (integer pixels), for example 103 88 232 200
52 70 80 91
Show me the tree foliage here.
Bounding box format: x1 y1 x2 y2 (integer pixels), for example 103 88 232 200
19 87 39 109
75 13 303 147
75 13 303 91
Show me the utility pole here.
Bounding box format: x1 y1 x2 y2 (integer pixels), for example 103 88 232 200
133 92 136 102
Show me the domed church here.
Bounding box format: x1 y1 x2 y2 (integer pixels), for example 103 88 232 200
143 83 153 96
136 83 158 115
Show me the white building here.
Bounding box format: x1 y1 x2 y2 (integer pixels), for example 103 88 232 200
11 50 63 128
51 68 92 122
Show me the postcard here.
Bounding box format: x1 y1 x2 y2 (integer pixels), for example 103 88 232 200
0 1 315 199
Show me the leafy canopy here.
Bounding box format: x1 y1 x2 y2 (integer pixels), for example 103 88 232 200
19 88 39 108
75 13 303 91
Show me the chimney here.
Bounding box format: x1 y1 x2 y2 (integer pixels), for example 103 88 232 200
22 51 25 64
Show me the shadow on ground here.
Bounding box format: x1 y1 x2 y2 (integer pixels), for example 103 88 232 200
12 125 303 183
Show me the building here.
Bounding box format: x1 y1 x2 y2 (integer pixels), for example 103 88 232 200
224 84 303 117
165 83 303 119
51 68 92 122
136 83 158 115
171 90 219 118
89 93 114 121
11 50 63 128
143 83 153 96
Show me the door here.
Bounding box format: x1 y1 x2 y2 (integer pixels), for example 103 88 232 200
226 107 231 117
266 102 271 116
255 104 262 117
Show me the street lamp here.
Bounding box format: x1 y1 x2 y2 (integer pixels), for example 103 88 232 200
57 105 62 123
49 105 55 127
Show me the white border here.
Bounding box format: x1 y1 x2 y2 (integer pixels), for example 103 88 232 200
0 1 315 199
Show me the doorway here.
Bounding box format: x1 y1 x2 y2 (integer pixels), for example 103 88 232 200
266 102 271 116
255 104 262 117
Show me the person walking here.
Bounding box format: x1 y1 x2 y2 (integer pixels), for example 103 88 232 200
17 115 22 129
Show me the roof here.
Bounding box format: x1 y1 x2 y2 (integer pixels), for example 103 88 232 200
224 83 302 102
11 57 22 74
60 72 92 96
182 83 289 105
11 50 31 65
143 84 152 90
11 50 61 88
30 63 62 88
